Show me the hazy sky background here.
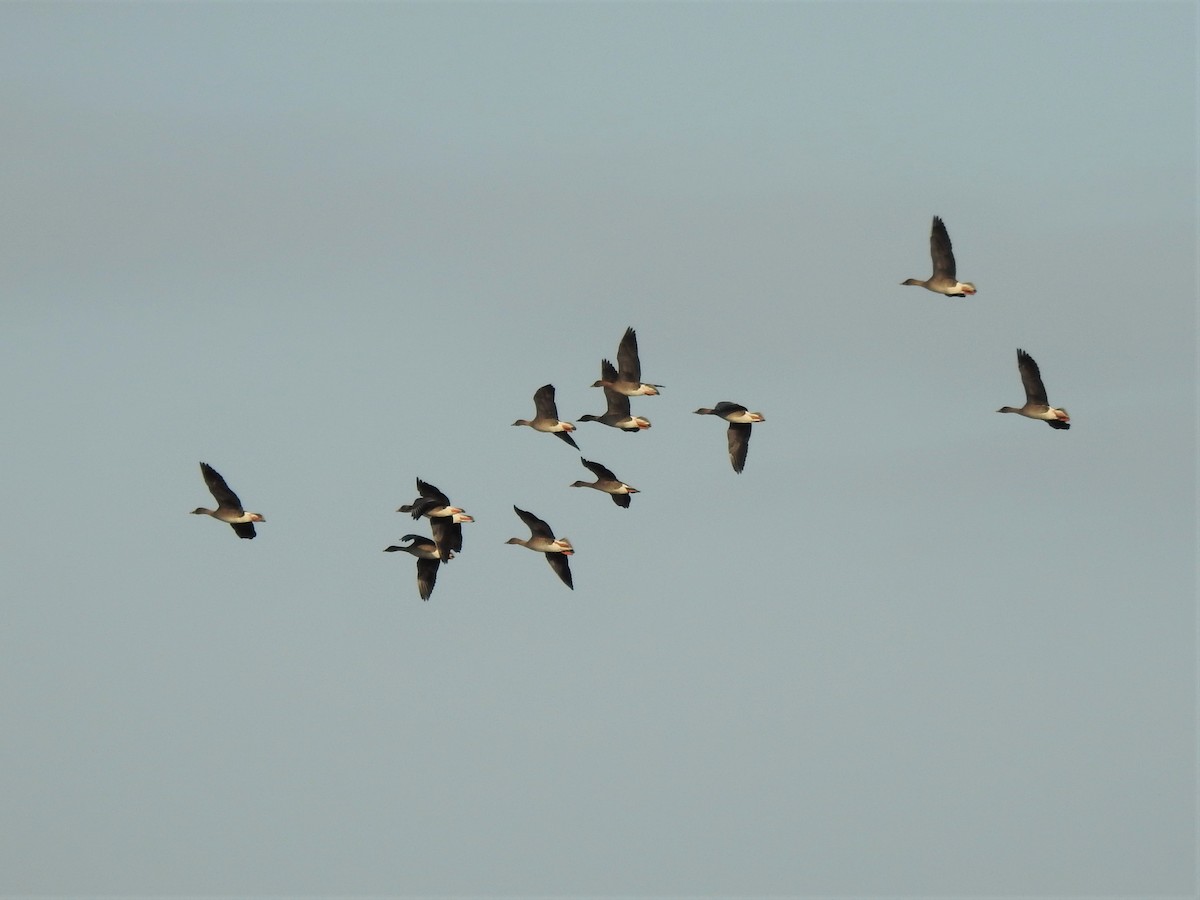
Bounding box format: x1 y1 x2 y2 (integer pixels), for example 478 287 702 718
1 2 1195 897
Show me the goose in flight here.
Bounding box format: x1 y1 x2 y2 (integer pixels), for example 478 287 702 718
901 216 976 297
383 534 446 600
579 386 651 431
694 402 765 473
512 384 579 448
997 349 1070 429
190 462 264 539
591 326 662 396
570 457 639 507
506 506 574 589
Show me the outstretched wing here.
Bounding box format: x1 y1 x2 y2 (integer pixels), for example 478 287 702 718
727 422 752 474
546 552 574 590
1016 349 1050 406
431 517 464 560
604 387 632 418
616 326 641 381
415 478 449 505
581 457 618 481
533 384 559 419
415 558 439 600
230 521 256 540
200 462 244 512
930 216 957 280
514 505 555 540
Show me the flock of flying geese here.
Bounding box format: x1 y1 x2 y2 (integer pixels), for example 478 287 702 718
190 216 1072 599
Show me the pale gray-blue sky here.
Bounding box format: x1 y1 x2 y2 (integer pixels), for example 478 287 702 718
1 2 1195 897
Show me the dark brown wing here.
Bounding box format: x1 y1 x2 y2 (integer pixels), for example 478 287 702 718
727 422 752 473
1016 349 1050 406
546 552 574 589
533 384 559 419
581 457 618 481
415 557 439 600
604 387 631 418
1046 419 1071 430
230 521 256 539
598 359 619 382
200 462 244 512
514 505 555 540
610 493 631 508
616 326 641 381
415 478 449 505
712 402 748 419
554 430 580 449
409 479 451 519
930 216 957 280
431 517 463 560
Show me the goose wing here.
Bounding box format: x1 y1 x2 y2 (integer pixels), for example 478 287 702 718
230 521 257 540
532 384 560 419
1016 349 1050 406
727 422 752 473
580 457 618 481
514 505 555 540
431 517 463 560
930 216 957 280
415 557 439 600
546 552 574 589
604 386 632 418
200 462 244 512
415 478 449 505
713 401 748 419
616 326 642 381
411 478 454 518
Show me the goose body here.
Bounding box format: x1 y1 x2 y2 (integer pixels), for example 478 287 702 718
190 462 265 539
570 457 639 507
506 505 574 589
512 384 579 448
997 349 1070 429
578 386 651 431
901 216 976 297
591 327 662 396
694 402 765 473
383 534 446 600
